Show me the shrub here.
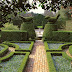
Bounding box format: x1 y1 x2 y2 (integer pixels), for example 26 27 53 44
20 22 36 39
1 23 19 30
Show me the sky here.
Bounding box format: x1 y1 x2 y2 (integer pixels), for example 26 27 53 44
28 0 44 14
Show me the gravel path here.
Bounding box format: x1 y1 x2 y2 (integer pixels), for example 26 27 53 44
24 40 49 72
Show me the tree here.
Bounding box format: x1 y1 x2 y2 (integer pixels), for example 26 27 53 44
33 14 47 28
0 0 72 25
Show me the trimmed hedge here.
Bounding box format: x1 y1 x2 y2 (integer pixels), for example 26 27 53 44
0 44 8 57
20 22 36 39
43 23 57 41
62 52 72 61
46 52 56 72
69 46 72 55
52 31 70 41
17 52 30 72
0 52 14 62
3 41 19 50
1 30 28 41
51 31 72 42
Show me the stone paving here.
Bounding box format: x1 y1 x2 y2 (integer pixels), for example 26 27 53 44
24 40 49 72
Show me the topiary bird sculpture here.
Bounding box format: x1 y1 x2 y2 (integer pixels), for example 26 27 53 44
45 14 60 24
19 16 33 23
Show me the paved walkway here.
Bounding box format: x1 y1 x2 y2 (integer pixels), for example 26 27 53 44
24 40 49 72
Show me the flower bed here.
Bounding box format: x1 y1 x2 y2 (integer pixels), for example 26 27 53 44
52 56 72 72
48 43 64 49
0 55 25 72
14 43 31 49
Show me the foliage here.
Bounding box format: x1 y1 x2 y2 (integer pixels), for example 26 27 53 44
0 55 25 72
52 56 72 72
33 14 47 28
1 23 19 30
0 0 72 24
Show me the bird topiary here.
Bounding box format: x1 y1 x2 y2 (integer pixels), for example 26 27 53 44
45 14 60 24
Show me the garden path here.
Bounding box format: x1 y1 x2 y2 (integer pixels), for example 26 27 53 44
24 40 49 72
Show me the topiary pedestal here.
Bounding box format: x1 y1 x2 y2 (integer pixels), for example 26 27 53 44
20 22 36 40
43 23 57 41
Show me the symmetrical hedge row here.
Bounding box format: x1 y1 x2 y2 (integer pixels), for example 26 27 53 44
0 41 34 72
1 30 28 42
45 41 72 72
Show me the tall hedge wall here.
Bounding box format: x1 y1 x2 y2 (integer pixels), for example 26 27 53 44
52 31 72 42
20 22 36 39
1 30 28 42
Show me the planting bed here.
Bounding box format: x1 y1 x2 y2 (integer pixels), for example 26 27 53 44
0 52 30 72
0 46 5 51
14 43 31 49
0 55 25 72
52 56 72 72
48 43 64 49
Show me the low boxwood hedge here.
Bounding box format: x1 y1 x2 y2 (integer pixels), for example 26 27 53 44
16 52 30 72
0 52 14 62
0 44 8 57
3 41 19 50
46 52 56 72
69 45 72 55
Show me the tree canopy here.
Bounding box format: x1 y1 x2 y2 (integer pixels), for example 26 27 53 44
0 0 72 24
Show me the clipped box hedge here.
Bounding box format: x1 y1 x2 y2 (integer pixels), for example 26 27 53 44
69 45 72 55
0 44 8 57
1 30 28 41
46 52 56 72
